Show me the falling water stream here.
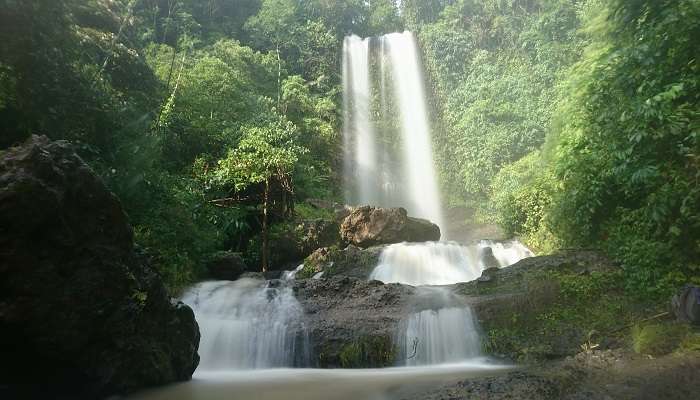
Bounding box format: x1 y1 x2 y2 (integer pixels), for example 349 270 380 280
343 31 444 230
129 31 531 400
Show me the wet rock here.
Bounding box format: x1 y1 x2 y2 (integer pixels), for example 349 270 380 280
477 266 500 283
480 246 501 269
293 276 417 367
205 251 248 281
671 285 700 324
0 136 200 398
340 206 440 247
300 244 385 279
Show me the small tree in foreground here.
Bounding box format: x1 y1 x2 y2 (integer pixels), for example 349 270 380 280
212 118 306 272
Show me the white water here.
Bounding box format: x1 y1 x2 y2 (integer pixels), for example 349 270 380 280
181 279 308 370
402 307 481 366
370 240 533 286
385 32 445 230
342 31 444 231
343 35 379 206
370 240 533 366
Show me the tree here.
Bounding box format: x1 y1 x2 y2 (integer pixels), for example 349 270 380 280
212 117 307 272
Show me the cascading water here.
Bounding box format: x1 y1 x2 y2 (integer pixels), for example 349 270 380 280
371 240 534 365
402 307 481 366
181 279 308 370
370 240 534 286
342 31 444 231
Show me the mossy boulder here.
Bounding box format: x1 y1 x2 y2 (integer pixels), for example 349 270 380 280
299 244 385 280
458 251 641 362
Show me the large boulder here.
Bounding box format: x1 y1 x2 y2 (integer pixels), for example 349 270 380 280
293 276 418 367
0 136 200 398
340 206 440 247
205 251 248 281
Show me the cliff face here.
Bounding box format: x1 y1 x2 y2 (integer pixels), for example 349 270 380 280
0 136 200 398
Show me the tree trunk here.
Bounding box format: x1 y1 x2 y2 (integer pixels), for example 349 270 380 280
276 43 282 109
261 179 270 273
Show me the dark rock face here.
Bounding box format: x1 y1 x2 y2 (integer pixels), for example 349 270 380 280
293 276 417 367
205 251 248 281
340 206 440 247
0 136 200 398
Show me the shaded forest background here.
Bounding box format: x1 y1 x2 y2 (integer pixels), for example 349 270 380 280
0 0 697 297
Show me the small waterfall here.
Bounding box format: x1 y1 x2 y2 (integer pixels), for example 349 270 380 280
369 240 533 286
370 242 483 286
402 307 481 366
342 31 444 231
369 241 533 366
479 239 534 266
181 279 308 370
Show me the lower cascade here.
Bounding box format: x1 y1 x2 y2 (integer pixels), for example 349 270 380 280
181 279 308 370
371 240 533 366
401 307 481 366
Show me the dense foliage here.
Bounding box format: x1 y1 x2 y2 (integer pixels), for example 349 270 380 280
1 0 697 296
411 0 699 297
0 0 400 289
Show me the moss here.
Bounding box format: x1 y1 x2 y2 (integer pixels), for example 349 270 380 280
477 266 646 362
631 322 692 356
338 335 396 368
295 202 335 220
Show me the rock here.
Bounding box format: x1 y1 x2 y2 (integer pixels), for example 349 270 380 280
240 271 265 280
480 246 501 269
339 206 440 247
477 267 500 283
671 285 700 324
293 276 417 367
0 136 200 398
300 244 386 280
457 250 618 361
205 251 248 281
267 219 342 269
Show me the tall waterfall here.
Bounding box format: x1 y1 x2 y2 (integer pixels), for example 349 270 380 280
181 279 308 370
342 31 444 230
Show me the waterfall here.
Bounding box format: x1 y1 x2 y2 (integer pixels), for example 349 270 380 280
402 307 481 366
342 35 379 206
342 31 444 231
369 241 533 365
181 279 308 371
369 240 534 286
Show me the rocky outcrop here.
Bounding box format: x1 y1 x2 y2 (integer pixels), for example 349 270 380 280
340 206 440 247
299 244 385 279
456 251 623 361
293 276 418 367
205 251 248 281
268 218 342 269
0 136 200 398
